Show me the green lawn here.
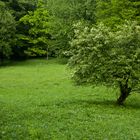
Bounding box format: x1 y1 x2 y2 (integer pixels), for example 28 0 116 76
0 59 140 140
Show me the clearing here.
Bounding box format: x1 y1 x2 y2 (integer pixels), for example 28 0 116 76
0 59 140 140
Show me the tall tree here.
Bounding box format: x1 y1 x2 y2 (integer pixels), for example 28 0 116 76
19 0 50 58
0 1 16 64
0 0 37 60
11 0 37 59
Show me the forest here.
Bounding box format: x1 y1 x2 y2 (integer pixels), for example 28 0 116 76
0 0 140 139
1 0 140 61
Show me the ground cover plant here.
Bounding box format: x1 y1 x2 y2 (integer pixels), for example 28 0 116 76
0 59 140 139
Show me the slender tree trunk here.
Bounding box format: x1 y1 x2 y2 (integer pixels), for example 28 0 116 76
46 48 48 60
0 53 4 65
117 80 131 105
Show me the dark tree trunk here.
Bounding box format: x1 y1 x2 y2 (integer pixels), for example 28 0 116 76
117 80 131 105
46 48 48 60
0 53 4 65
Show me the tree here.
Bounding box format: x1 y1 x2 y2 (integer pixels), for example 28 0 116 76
0 0 37 60
131 0 140 23
47 0 96 57
0 1 16 64
19 0 50 58
12 0 37 59
69 21 140 105
96 0 139 28
1 0 36 20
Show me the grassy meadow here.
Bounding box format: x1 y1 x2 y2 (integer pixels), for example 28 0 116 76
0 59 140 140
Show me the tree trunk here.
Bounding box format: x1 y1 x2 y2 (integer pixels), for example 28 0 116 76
46 48 49 60
0 53 4 65
117 80 131 105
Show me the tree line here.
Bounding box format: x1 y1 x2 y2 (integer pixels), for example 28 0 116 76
1 0 139 62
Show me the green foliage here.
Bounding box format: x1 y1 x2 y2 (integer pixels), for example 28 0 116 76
47 0 96 22
19 0 50 57
6 0 36 20
0 0 140 61
96 0 140 28
131 0 140 23
0 0 37 60
69 21 140 96
47 0 96 57
24 47 47 57
0 1 16 63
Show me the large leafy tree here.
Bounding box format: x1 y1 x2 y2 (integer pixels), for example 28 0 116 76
11 0 37 59
19 0 50 58
0 1 16 64
69 21 140 105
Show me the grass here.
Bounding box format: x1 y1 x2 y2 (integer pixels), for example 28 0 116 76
0 58 140 140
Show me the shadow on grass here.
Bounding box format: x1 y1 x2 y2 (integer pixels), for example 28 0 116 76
0 58 68 68
80 99 116 106
124 102 140 109
53 98 140 110
48 99 114 108
82 99 140 109
0 59 47 68
0 60 28 68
